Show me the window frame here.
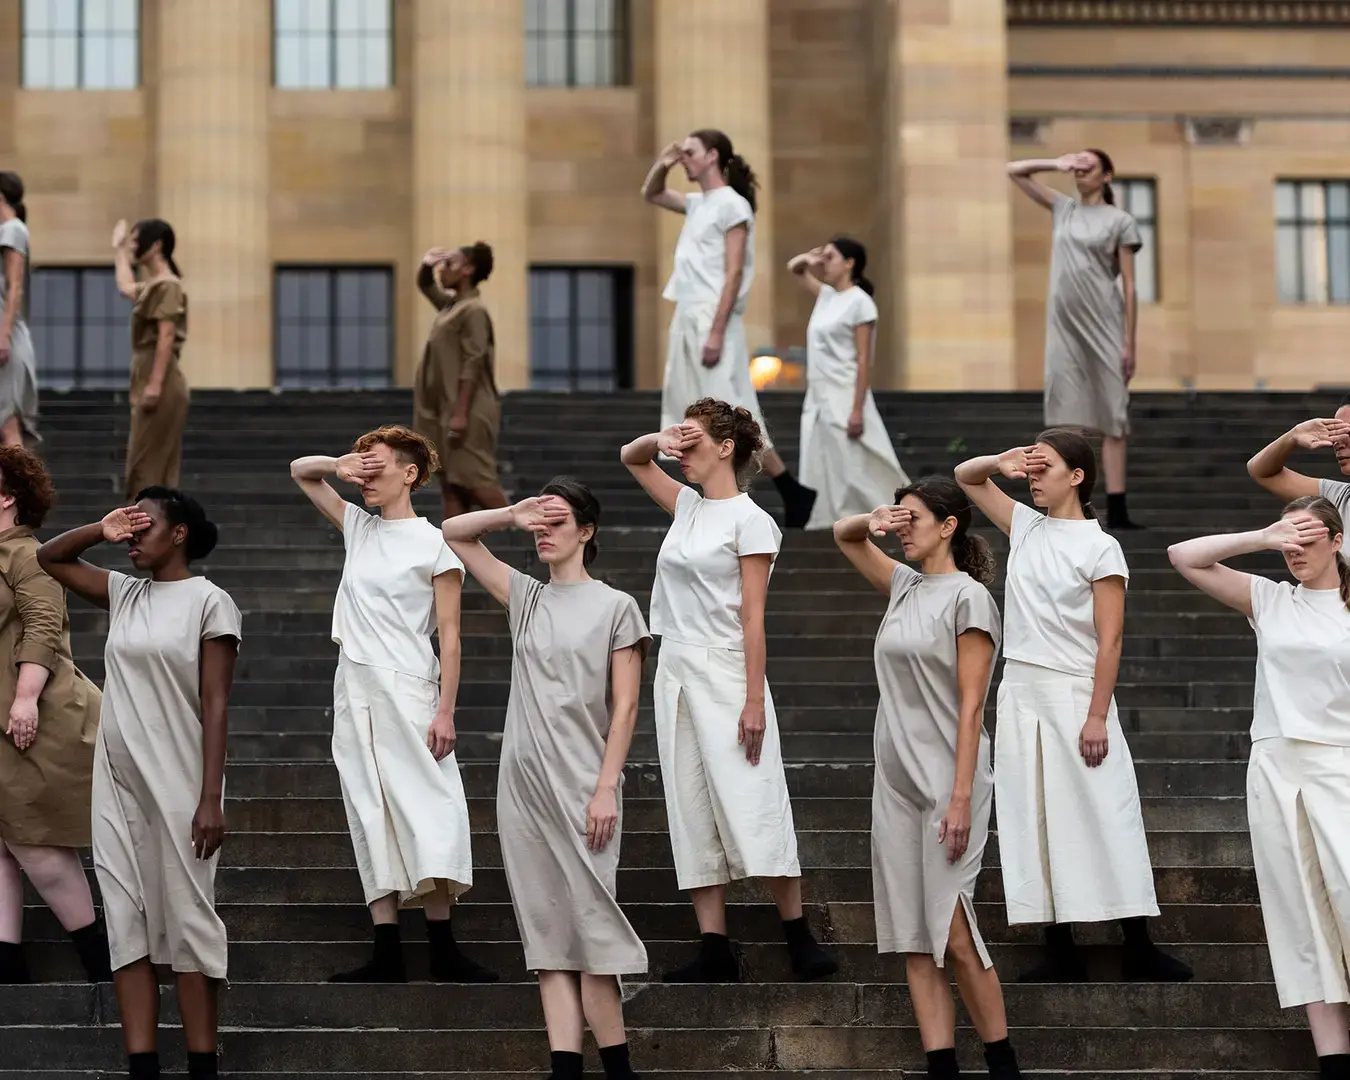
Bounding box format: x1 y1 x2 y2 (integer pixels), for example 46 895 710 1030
528 263 634 392
272 264 396 389
271 0 393 91
27 265 132 389
20 0 142 90
1112 176 1160 304
526 0 631 88
1275 178 1350 306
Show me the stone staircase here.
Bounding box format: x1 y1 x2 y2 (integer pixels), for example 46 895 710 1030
5 386 1337 1078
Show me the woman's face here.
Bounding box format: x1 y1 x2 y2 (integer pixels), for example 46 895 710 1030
126 498 186 571
1027 442 1083 510
436 250 470 289
820 243 853 288
533 497 592 566
676 417 734 487
1072 150 1110 198
681 136 718 183
897 493 954 563
1282 511 1343 583
355 442 416 509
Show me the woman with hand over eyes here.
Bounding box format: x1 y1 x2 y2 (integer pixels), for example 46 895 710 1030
621 397 837 984
38 488 239 1080
834 477 1021 1080
956 428 1190 984
291 425 495 986
443 479 650 1080
1169 498 1350 1079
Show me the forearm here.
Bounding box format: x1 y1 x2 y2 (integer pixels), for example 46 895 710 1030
453 378 476 418
950 710 981 801
741 614 767 705
417 263 449 307
113 249 136 297
787 253 814 274
38 522 104 564
1088 639 1121 718
441 506 514 542
199 708 228 800
851 350 870 413
641 159 672 199
289 455 339 481
1247 429 1299 479
711 271 741 336
1007 158 1060 177
14 662 50 703
954 454 1002 486
1167 529 1267 569
596 701 638 793
1124 290 1138 352
833 513 873 544
437 634 461 717
148 339 174 387
620 432 661 465
0 283 19 338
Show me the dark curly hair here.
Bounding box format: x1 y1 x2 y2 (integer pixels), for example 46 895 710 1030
894 475 997 586
460 241 494 286
684 397 766 490
0 446 55 528
134 486 218 561
352 425 440 490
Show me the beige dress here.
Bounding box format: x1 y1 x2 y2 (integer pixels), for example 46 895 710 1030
1043 194 1142 439
872 564 1001 965
500 570 651 974
0 528 100 847
125 278 189 500
0 219 39 444
92 571 241 977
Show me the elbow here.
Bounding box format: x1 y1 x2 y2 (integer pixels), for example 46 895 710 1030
289 460 305 481
1166 543 1188 571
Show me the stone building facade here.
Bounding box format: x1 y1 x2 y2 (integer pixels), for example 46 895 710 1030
1 0 1347 392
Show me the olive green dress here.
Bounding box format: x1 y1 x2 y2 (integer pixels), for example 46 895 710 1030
125 277 189 500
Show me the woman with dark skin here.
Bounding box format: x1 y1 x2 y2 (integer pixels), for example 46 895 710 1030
38 489 240 1080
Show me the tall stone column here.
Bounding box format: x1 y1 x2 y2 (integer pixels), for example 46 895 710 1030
884 0 1015 389
653 0 774 371
156 0 271 388
411 0 528 389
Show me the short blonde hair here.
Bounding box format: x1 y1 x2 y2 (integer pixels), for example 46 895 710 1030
351 425 440 490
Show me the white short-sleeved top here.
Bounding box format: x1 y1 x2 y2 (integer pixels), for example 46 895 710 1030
650 487 781 650
807 284 878 392
331 502 464 681
1248 575 1350 746
1317 478 1350 552
661 187 756 312
1003 501 1130 678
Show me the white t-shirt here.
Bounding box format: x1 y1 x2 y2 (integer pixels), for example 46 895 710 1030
806 284 878 392
1248 575 1350 746
1003 500 1130 678
1317 478 1350 552
661 187 756 312
650 487 781 650
331 502 464 681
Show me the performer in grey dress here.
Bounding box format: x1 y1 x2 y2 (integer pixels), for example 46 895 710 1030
443 476 648 1080
834 475 1022 1080
1007 150 1142 529
0 173 38 448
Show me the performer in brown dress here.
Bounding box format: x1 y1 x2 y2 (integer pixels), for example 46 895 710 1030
112 218 189 501
0 446 110 984
413 243 507 521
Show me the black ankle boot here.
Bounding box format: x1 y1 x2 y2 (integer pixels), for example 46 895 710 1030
1017 923 1087 983
662 932 740 983
1119 917 1193 982
1321 1053 1350 1080
599 1041 640 1079
426 917 498 983
925 1046 960 1078
984 1036 1023 1078
550 1049 584 1080
772 471 817 530
69 919 113 983
128 1052 160 1079
186 1051 218 1078
0 941 29 984
1106 492 1142 530
783 916 838 980
328 922 406 983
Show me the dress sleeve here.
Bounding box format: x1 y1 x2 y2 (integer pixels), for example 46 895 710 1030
850 289 879 327
201 586 243 646
0 220 27 258
683 192 703 216
716 193 754 232
1247 573 1283 631
1116 211 1143 253
610 592 652 661
506 568 543 640
734 505 782 559
342 501 368 551
144 279 185 322
106 570 131 622
1050 192 1074 227
1090 535 1131 585
458 306 492 385
955 581 1002 649
8 546 64 672
1009 500 1040 544
889 562 920 595
1317 478 1350 522
672 484 699 519
432 539 465 581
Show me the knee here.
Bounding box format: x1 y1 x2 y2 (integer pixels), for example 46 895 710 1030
945 925 983 971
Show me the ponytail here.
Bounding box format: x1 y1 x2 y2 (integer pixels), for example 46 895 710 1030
1102 183 1116 206
856 274 875 297
1338 553 1350 611
952 531 997 587
829 236 873 295
12 202 25 223
724 152 759 213
167 255 182 278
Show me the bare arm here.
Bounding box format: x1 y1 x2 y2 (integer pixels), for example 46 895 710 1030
833 512 901 595
787 250 825 298
709 224 748 344
942 627 996 861
586 643 644 853
36 522 115 610
441 507 515 608
1006 157 1070 211
738 553 772 765
851 321 875 419
290 453 378 531
621 431 687 516
1245 419 1347 502
111 221 137 299
642 143 687 213
1119 246 1138 379
428 570 462 760
1167 527 1281 617
1088 577 1125 725
193 635 237 860
955 449 1040 537
1 248 23 344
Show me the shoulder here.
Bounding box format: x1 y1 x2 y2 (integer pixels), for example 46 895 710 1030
1318 477 1350 511
672 484 701 517
954 574 1002 622
683 191 704 213
1010 500 1043 537
0 218 28 252
714 189 754 227
136 276 185 311
848 286 878 322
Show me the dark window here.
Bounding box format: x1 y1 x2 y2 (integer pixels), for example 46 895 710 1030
529 266 633 391
274 0 391 89
1114 178 1159 303
1276 180 1350 305
22 0 139 89
274 266 394 388
526 0 629 87
28 267 131 389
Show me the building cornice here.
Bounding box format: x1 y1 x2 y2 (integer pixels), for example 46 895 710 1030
1007 1 1350 25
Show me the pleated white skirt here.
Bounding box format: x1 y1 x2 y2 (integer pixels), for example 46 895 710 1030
660 305 775 450
799 387 909 531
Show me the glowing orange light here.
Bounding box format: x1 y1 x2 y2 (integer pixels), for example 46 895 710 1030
750 354 783 389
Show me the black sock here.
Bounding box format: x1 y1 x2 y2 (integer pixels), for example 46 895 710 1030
374 921 401 959
1045 922 1077 953
1119 916 1152 950
1321 1053 1350 1080
128 1052 160 1080
187 1051 218 1078
771 470 800 496
984 1036 1021 1075
425 917 455 951
599 1040 637 1079
69 919 113 982
0 940 28 983
550 1049 585 1080
1107 491 1134 525
925 1046 959 1078
782 915 813 945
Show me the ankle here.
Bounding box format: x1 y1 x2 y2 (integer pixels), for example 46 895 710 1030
1322 1054 1350 1080
128 1051 160 1080
984 1036 1021 1076
599 1040 638 1079
187 1051 218 1078
550 1048 585 1080
925 1045 959 1078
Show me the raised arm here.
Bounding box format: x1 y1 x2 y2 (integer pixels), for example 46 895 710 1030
943 627 996 864
621 426 700 516
111 219 137 300
441 497 570 608
1246 418 1350 503
833 508 905 595
954 446 1044 536
1166 519 1319 617
5 548 62 751
641 142 688 214
289 452 380 531
417 248 456 310
193 634 238 861
1006 154 1084 211
786 248 826 298
36 509 150 610
427 570 462 761
587 642 644 853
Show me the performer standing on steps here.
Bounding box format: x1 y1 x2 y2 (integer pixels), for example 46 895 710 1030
0 172 39 448
0 447 109 985
621 397 836 983
1247 411 1350 539
290 425 496 985
834 476 1022 1080
112 218 189 501
39 489 239 1080
443 479 649 1080
1169 497 1350 1080
956 429 1191 983
788 237 908 529
413 242 508 522
643 130 817 528
1007 150 1142 529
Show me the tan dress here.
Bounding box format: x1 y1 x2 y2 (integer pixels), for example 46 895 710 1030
413 283 501 490
125 277 189 500
0 528 100 847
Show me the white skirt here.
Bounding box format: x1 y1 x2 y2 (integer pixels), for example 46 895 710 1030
994 660 1159 925
332 654 473 906
1247 738 1350 1009
653 639 800 889
799 385 909 531
661 304 775 450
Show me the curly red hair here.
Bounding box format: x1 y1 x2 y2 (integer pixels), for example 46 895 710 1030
0 446 55 527
351 425 440 490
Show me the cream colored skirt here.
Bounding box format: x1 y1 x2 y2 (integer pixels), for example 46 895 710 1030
660 304 774 450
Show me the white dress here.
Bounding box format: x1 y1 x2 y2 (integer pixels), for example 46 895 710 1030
330 502 473 906
660 188 774 449
649 487 800 889
799 284 908 529
995 501 1159 925
1244 574 1350 1009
